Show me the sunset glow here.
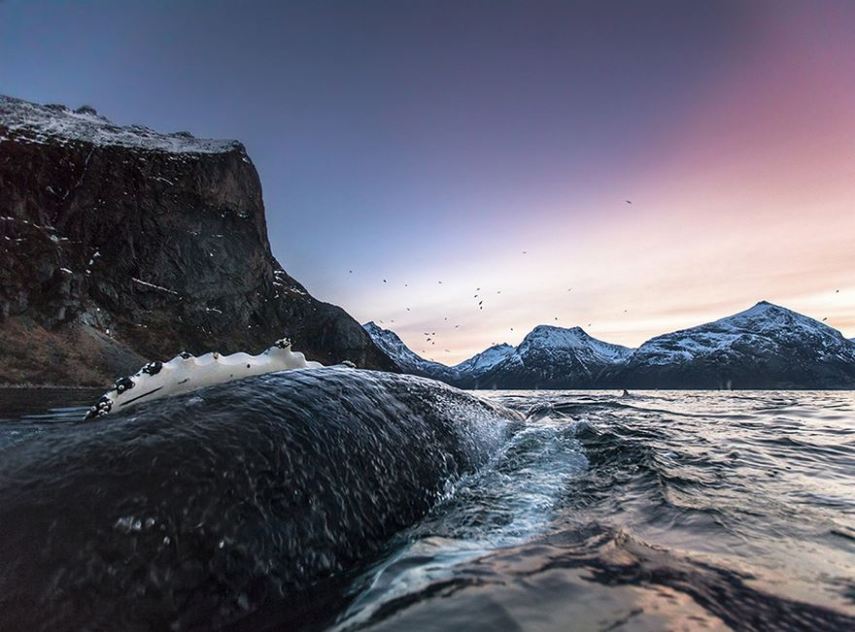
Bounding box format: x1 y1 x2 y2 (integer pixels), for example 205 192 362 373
3 1 853 364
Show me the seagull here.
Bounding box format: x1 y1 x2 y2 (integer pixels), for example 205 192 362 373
626 200 632 204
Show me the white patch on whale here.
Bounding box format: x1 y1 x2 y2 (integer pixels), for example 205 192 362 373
84 338 323 420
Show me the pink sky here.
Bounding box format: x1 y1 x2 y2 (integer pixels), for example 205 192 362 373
342 4 855 363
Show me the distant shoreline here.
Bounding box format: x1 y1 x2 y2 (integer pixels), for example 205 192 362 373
0 383 102 390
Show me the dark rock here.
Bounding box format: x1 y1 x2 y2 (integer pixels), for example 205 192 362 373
0 95 395 385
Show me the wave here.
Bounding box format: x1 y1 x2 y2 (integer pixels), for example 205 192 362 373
0 369 519 631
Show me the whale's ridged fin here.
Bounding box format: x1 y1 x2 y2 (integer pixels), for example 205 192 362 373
83 339 323 420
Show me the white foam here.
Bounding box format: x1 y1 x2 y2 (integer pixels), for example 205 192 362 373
85 339 323 420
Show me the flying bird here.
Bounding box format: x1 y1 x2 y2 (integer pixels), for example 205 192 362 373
626 200 632 204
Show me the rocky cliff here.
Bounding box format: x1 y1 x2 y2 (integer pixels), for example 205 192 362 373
0 96 395 385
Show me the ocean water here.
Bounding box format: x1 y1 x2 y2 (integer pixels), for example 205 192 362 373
0 375 853 631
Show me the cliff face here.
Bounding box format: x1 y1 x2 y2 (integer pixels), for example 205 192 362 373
0 96 395 385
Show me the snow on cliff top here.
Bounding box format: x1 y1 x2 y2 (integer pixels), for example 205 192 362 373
0 95 242 154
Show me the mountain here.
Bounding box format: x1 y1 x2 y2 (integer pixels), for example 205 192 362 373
452 343 515 381
0 95 395 385
604 301 855 389
362 322 455 381
365 303 855 390
364 322 633 389
471 325 634 389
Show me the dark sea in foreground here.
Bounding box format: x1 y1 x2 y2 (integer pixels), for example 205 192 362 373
0 376 853 631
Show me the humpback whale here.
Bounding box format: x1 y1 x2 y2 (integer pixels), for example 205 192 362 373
84 338 323 419
2 369 517 630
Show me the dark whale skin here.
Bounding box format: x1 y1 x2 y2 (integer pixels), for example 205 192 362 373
0 368 516 631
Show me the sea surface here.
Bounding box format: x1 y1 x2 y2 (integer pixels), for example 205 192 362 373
0 374 853 631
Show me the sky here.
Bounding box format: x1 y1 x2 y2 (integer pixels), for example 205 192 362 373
2 0 854 363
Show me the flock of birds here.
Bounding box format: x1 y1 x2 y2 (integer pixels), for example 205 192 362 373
351 238 845 361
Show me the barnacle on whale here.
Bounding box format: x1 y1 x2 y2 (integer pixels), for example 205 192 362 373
84 338 323 420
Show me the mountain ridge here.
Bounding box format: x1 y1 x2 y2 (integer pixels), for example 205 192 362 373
365 302 855 389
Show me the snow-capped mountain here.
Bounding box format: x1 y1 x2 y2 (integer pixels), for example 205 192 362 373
470 325 634 389
364 322 634 389
451 343 515 379
365 302 855 389
605 301 855 388
362 322 456 381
